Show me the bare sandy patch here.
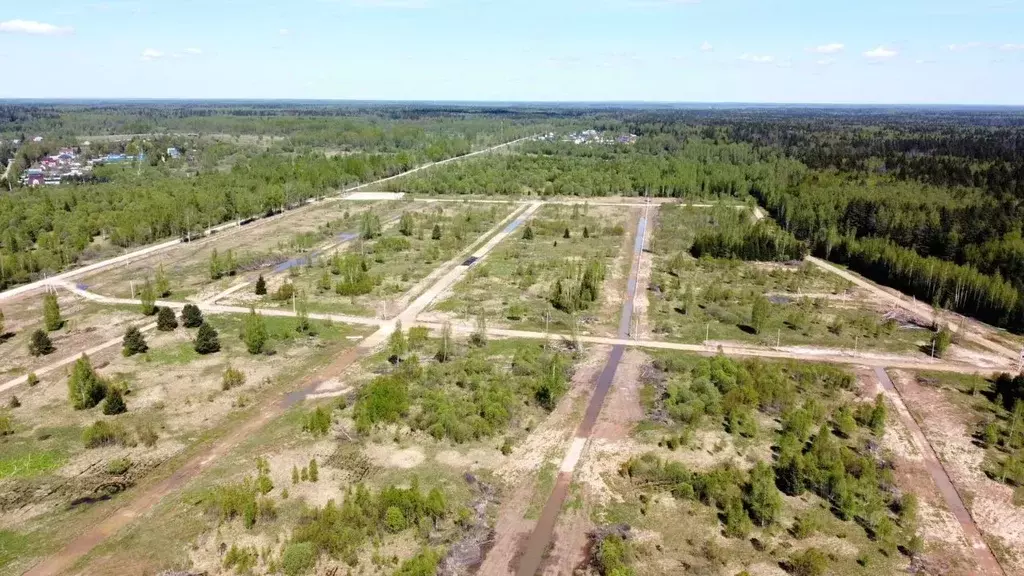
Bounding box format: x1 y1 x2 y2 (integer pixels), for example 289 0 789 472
365 443 426 469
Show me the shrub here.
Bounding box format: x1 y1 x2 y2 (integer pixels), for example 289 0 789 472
156 307 178 331
26 373 38 387
788 548 829 576
281 541 316 576
43 293 62 331
385 506 407 532
308 458 318 482
83 420 131 448
222 366 246 390
122 326 148 356
393 548 442 576
931 327 953 358
194 322 221 354
68 355 107 410
255 275 267 295
105 457 131 475
136 422 158 447
431 224 442 240
181 303 203 328
242 309 268 354
595 534 633 576
0 413 13 435
139 280 156 316
223 544 257 572
274 282 296 302
303 406 332 437
521 225 534 240
9 396 20 408
102 386 127 415
155 263 171 297
28 329 54 356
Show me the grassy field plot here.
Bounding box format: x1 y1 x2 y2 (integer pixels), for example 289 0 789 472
888 369 1024 573
64 333 585 575
0 308 371 575
225 202 517 317
428 203 635 334
77 199 388 302
645 205 931 352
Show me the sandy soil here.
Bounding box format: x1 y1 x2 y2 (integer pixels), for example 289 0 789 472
890 369 1023 574
478 346 609 576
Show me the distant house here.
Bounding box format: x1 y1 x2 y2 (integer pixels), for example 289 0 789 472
167 147 180 158
26 170 45 186
32 136 43 142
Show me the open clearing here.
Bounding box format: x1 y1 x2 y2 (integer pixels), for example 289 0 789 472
428 203 636 336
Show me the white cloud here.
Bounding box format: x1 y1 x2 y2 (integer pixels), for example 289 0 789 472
815 57 836 66
184 47 202 55
279 28 290 36
738 53 774 64
810 43 844 54
863 46 898 60
699 41 713 52
948 41 983 51
0 19 73 35
140 48 164 61
1001 43 1024 51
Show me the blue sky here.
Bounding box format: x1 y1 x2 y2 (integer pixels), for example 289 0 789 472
2 0 1023 104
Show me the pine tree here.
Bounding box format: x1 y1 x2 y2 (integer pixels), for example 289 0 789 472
181 304 203 328
154 264 171 297
68 355 107 410
43 292 62 331
868 394 887 435
583 226 590 238
723 496 752 538
139 280 156 316
102 386 127 415
28 329 54 356
522 225 534 240
296 293 310 334
563 227 571 239
156 307 178 331
308 458 318 482
193 322 221 354
122 326 149 356
431 224 442 240
470 312 487 347
292 465 300 484
361 211 382 239
242 308 268 354
255 275 267 295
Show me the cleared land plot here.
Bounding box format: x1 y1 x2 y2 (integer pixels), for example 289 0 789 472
572 351 933 576
0 292 139 381
0 312 371 575
890 369 1024 574
63 335 589 576
227 202 517 318
646 206 932 353
77 199 388 302
428 203 634 335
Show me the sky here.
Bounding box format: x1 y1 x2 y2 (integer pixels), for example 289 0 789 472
2 0 1024 104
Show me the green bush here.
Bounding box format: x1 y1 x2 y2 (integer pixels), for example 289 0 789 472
83 420 132 448
193 322 221 354
788 548 829 576
43 293 62 331
102 386 127 415
394 548 442 576
0 413 13 436
222 365 246 390
303 406 332 437
281 541 316 576
68 355 107 410
28 329 54 357
122 326 148 356
105 457 131 475
181 303 203 328
156 307 178 331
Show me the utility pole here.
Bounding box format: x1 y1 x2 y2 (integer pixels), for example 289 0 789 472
292 292 296 315
705 323 710 346
130 280 135 299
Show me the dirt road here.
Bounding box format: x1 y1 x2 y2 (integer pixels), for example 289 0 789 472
875 367 1005 576
807 256 1019 361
